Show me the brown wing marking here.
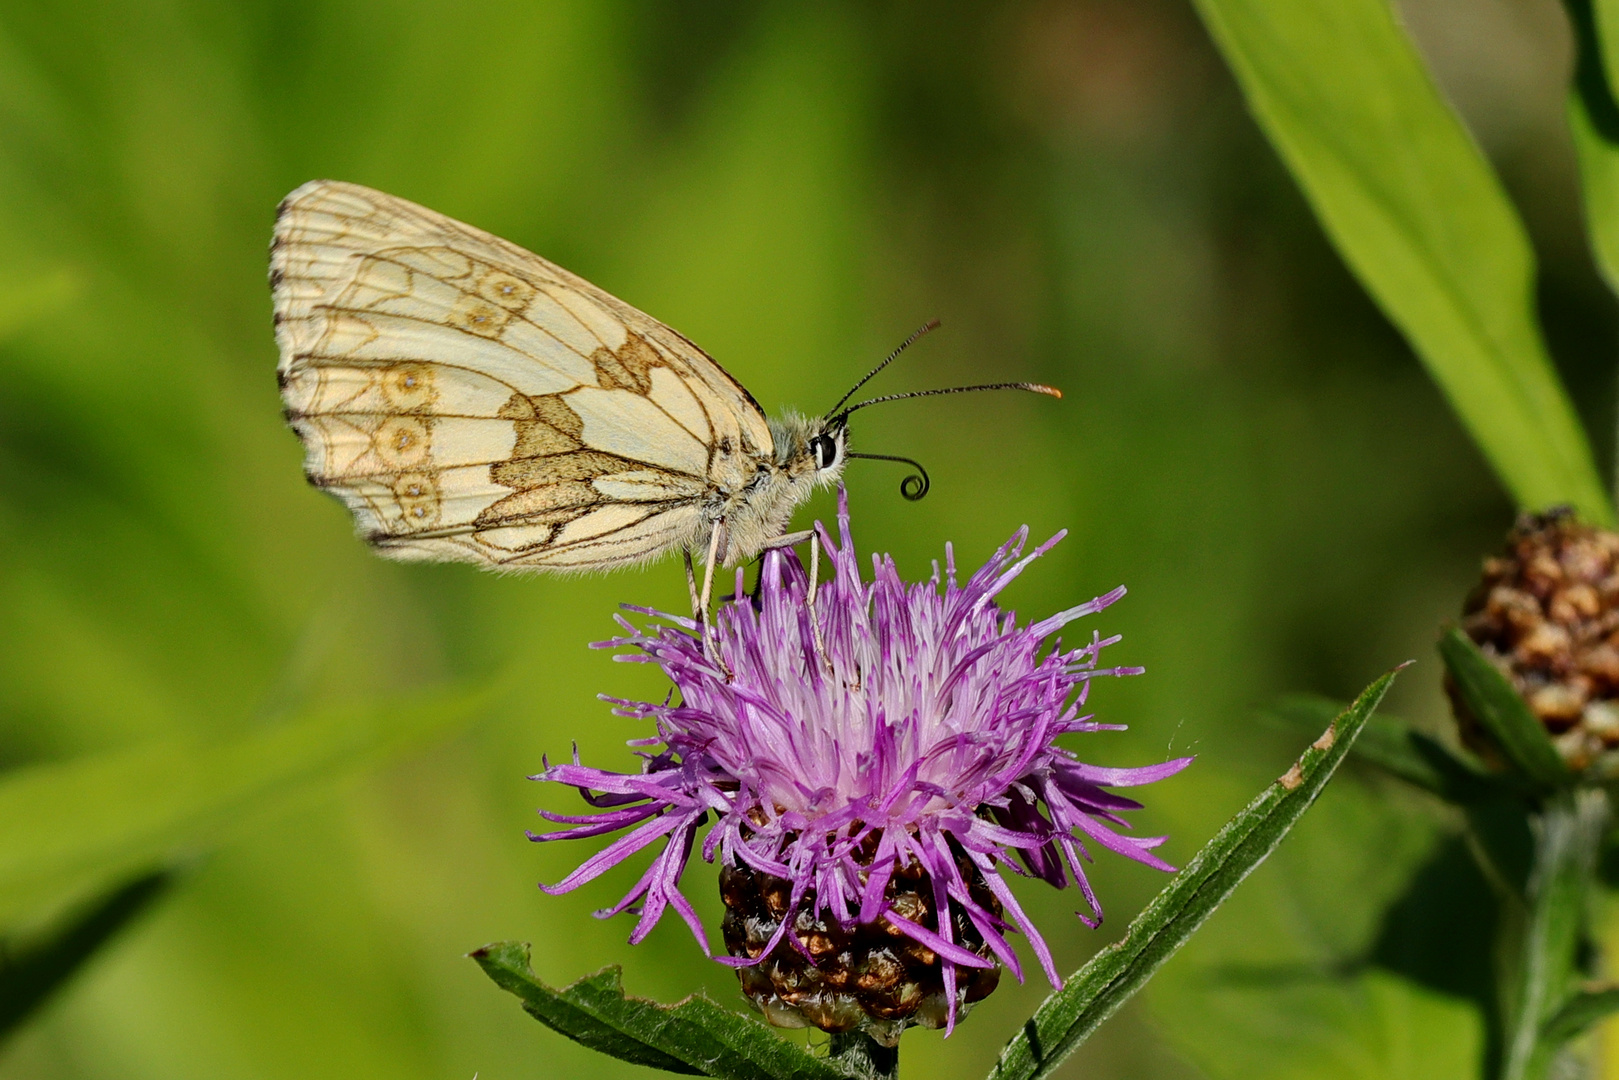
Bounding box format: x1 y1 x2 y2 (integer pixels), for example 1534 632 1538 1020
275 181 771 450
271 180 772 570
297 244 724 471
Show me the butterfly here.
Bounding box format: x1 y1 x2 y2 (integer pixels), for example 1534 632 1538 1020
271 180 1058 590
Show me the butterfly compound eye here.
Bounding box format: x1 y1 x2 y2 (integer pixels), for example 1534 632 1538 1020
810 434 838 471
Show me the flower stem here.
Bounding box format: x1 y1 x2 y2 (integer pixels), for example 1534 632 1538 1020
829 1030 899 1080
1497 788 1608 1080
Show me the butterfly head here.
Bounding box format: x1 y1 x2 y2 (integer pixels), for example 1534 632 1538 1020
808 426 844 472
803 321 1060 504
772 412 849 488
761 323 1061 518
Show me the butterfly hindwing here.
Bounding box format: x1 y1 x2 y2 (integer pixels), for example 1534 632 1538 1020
272 180 772 570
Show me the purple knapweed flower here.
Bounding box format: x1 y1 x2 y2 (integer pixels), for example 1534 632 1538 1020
531 491 1191 1042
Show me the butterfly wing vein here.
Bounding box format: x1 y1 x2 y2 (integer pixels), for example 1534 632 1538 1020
271 180 774 570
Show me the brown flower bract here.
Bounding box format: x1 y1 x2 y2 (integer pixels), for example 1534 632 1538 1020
720 850 1002 1047
1457 509 1619 770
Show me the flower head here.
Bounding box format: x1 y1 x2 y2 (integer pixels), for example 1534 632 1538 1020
531 491 1191 1041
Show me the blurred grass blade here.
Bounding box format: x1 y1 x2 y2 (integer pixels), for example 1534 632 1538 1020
1569 100 1619 294
0 679 502 927
1568 0 1619 296
471 942 854 1080
0 869 170 1040
1438 629 1567 790
1264 694 1498 802
1542 983 1619 1044
988 668 1402 1080
1192 0 1614 524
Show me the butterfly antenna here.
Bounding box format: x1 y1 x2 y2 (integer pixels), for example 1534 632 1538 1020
824 320 942 420
847 452 931 501
833 382 1061 424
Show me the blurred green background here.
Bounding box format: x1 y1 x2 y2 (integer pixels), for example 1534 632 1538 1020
0 0 1610 1077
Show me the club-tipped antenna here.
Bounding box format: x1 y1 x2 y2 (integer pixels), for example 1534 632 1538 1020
824 320 942 420
848 452 931 501
833 382 1061 424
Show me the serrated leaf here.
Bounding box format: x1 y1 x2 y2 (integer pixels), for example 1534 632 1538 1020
1191 0 1613 524
471 941 854 1080
987 668 1402 1080
0 679 501 928
1438 628 1567 791
0 869 171 1040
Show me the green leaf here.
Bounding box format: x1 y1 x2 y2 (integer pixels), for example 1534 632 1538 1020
1499 790 1609 1080
1437 628 1568 791
1595 0 1619 97
1568 0 1619 296
1157 969 1482 1080
1542 983 1619 1045
0 679 500 928
1147 788 1485 1080
1263 694 1495 802
0 869 171 1040
988 668 1402 1080
1191 0 1614 524
470 941 854 1080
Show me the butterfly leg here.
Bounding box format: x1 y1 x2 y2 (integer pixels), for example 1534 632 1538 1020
806 531 833 677
683 548 701 622
758 531 831 676
760 530 814 550
697 523 734 681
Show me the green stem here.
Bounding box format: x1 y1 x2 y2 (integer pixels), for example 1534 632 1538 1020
829 1029 899 1080
1497 788 1608 1080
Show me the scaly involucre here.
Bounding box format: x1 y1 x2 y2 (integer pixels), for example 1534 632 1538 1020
531 490 1191 1032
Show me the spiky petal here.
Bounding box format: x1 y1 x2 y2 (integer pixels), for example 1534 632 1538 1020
531 490 1191 1034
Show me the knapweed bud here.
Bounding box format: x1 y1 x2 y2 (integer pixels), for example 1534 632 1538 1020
1455 509 1619 771
530 489 1191 1039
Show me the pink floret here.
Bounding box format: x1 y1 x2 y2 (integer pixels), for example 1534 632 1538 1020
530 489 1192 1032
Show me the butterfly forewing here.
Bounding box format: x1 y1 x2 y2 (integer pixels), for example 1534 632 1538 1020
272 180 772 570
